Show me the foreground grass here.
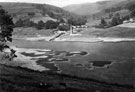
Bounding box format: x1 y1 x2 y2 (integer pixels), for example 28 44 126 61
13 27 55 37
0 63 135 92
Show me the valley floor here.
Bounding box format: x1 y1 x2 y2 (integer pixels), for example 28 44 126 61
1 23 135 92
13 23 135 42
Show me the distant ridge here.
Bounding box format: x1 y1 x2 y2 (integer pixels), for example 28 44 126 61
63 0 129 16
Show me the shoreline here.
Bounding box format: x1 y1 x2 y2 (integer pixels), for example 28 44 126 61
13 35 135 43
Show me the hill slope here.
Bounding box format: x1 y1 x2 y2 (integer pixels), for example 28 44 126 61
63 0 128 16
0 2 82 22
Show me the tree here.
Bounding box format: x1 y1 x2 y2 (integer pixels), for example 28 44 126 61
0 6 14 51
109 13 113 19
28 12 35 17
15 19 24 27
45 20 59 29
130 9 135 18
101 18 106 26
23 19 36 27
111 13 122 26
15 19 37 28
36 20 45 30
68 16 87 26
59 18 67 23
122 15 130 21
58 23 70 31
111 17 118 26
127 3 135 11
29 21 37 27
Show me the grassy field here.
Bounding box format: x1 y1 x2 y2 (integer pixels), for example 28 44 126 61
0 63 134 92
13 27 55 37
98 27 135 38
80 23 135 38
2 24 135 92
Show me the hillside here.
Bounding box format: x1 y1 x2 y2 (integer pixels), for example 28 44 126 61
63 0 127 16
63 0 135 26
63 0 135 17
98 23 135 38
63 3 100 16
0 2 82 23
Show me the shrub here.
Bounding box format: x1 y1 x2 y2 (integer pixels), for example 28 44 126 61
45 20 59 29
36 20 45 30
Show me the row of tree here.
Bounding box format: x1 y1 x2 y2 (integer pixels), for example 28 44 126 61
97 13 123 28
15 19 60 30
15 17 87 30
127 3 135 18
104 7 122 14
104 2 135 18
67 16 87 26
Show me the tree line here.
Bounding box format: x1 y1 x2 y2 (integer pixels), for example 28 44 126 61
96 13 128 28
15 19 60 30
15 17 87 30
96 1 135 29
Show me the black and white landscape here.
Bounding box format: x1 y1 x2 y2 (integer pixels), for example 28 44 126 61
0 0 135 92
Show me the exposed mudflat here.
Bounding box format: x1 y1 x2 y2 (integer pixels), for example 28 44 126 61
1 33 135 92
6 39 135 89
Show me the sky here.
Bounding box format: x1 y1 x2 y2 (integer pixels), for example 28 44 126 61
0 0 106 7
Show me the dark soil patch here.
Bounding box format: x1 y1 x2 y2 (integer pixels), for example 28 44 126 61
89 61 112 67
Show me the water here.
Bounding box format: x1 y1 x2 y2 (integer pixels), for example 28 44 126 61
9 39 135 86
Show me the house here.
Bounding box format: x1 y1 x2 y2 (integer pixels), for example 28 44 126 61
129 18 134 22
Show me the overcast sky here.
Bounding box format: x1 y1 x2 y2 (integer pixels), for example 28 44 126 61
0 0 106 7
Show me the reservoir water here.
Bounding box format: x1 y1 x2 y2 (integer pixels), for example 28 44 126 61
9 39 135 86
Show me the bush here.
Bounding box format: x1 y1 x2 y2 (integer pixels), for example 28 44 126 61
15 19 24 27
58 23 70 31
15 19 36 27
36 20 45 30
111 14 122 26
67 16 87 26
45 20 59 29
100 18 106 26
130 9 135 18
